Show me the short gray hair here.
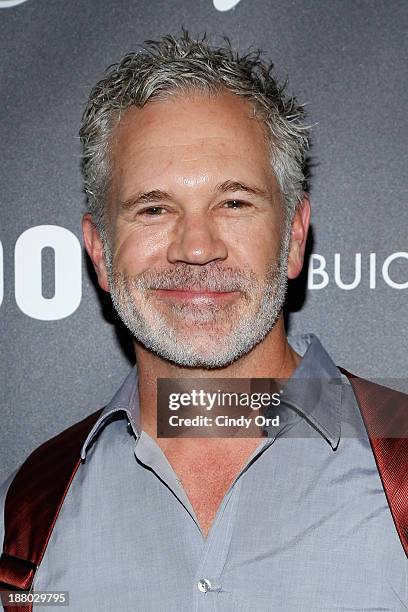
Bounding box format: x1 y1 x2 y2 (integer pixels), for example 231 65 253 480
79 31 310 234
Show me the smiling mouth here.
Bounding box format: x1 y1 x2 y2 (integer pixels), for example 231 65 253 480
151 288 241 303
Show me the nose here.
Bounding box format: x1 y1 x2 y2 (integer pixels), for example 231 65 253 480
167 212 228 265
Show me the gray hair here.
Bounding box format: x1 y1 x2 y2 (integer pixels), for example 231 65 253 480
79 31 310 236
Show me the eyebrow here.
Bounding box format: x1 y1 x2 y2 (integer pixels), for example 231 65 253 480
215 180 269 198
119 180 270 210
120 189 172 210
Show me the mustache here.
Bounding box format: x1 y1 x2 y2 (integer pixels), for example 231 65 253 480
124 263 261 293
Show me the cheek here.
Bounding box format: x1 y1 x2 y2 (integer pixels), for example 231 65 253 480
225 221 282 272
112 225 169 274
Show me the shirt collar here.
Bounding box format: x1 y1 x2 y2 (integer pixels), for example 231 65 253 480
81 366 141 460
281 333 342 449
81 333 342 459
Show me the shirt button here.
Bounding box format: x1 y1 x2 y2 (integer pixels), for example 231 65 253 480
197 578 212 593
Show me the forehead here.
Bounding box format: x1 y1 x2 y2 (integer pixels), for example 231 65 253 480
111 90 271 159
108 90 276 199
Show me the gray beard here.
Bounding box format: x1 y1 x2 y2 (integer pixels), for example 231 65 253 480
104 229 291 369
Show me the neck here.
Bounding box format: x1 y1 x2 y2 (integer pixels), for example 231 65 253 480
133 316 301 441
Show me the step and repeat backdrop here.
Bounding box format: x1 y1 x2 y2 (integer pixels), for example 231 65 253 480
0 0 407 482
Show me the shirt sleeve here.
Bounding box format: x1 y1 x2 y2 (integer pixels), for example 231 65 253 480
0 468 19 550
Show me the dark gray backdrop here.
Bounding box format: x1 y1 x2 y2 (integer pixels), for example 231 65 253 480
1 0 407 484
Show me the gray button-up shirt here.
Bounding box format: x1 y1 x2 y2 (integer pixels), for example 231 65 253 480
1 334 407 610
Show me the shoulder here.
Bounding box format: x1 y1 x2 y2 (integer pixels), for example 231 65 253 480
0 409 105 545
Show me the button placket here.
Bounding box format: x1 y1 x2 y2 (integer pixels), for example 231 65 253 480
193 479 244 610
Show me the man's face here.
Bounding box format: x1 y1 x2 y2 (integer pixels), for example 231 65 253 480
90 91 302 368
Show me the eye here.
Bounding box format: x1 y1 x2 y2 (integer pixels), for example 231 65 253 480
139 206 166 215
222 199 251 210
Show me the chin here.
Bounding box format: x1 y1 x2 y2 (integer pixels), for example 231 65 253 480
157 350 240 370
150 332 257 370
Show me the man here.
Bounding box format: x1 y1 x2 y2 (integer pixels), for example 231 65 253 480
1 32 407 610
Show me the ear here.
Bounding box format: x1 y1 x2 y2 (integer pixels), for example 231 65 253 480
287 195 311 280
82 213 110 293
